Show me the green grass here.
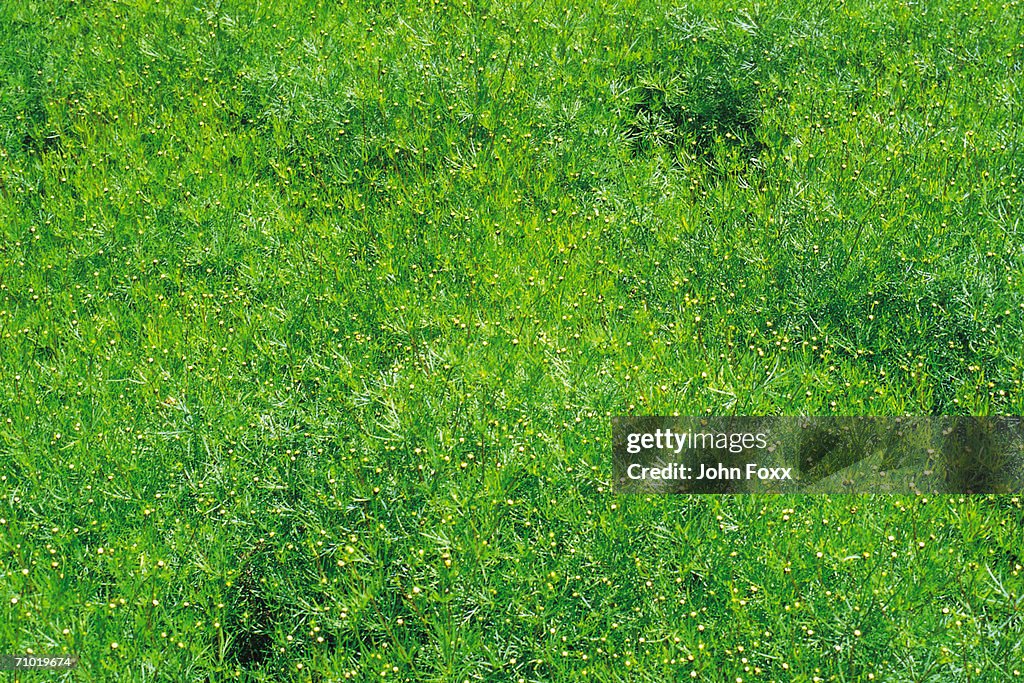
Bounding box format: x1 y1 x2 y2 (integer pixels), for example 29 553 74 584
1 0 1023 679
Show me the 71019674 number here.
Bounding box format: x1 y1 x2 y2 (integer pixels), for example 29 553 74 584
0 655 79 670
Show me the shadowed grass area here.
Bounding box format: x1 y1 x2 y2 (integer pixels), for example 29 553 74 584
1 0 1023 679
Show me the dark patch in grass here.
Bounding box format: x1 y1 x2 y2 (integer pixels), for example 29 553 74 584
22 131 65 156
617 7 815 180
225 551 275 669
31 340 58 362
621 15 789 179
628 68 766 171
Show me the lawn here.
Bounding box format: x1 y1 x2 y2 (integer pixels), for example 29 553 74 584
1 0 1023 680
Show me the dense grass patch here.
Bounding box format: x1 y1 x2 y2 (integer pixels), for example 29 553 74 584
1 0 1023 680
